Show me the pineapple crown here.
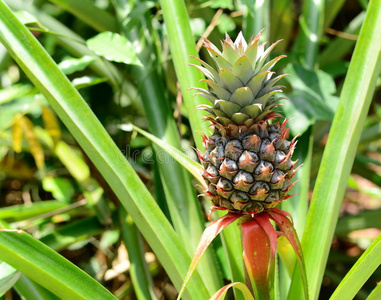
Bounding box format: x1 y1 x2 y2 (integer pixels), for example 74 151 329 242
191 31 288 131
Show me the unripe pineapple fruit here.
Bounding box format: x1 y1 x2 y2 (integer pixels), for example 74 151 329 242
193 31 298 214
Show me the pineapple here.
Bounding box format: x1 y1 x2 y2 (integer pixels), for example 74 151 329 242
193 31 298 214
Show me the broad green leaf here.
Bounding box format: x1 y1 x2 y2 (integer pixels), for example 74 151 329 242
189 18 206 37
131 124 206 188
86 32 143 67
0 97 40 129
210 282 254 300
0 262 21 296
282 63 339 135
0 230 116 299
57 55 96 75
330 234 381 300
217 14 236 34
42 177 75 202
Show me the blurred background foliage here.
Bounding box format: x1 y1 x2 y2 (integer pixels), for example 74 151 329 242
0 0 380 299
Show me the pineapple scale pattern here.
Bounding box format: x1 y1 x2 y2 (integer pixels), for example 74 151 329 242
194 31 298 214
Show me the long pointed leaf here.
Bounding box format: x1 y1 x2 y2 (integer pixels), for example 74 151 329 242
0 3 209 299
132 124 206 187
269 209 308 300
0 262 20 296
330 234 381 300
289 1 381 299
0 230 116 299
159 1 245 293
177 213 242 299
14 275 60 300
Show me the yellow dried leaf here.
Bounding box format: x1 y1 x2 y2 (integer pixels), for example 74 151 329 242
42 105 61 144
12 113 23 153
21 116 45 172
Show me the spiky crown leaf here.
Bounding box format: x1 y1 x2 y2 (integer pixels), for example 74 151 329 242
191 31 287 129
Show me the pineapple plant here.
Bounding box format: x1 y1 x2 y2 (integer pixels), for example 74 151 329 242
193 31 298 214
177 32 308 300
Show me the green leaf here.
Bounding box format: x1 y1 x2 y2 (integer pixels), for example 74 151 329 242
367 282 381 300
119 209 157 300
282 63 339 134
0 4 209 298
40 216 104 251
210 0 233 10
268 209 308 300
47 0 118 32
217 14 236 34
330 234 381 300
335 209 381 237
131 124 206 188
54 141 90 182
86 32 143 67
14 274 61 300
42 177 75 202
288 1 381 299
0 200 66 223
177 213 242 300
57 55 96 75
0 230 116 299
0 83 35 105
14 10 48 31
72 76 107 89
0 262 21 296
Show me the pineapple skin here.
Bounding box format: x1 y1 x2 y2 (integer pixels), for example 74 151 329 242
194 31 298 214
